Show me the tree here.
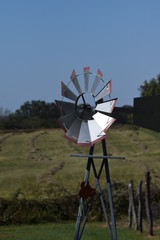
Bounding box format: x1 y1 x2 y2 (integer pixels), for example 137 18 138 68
139 74 160 97
0 100 59 130
0 107 11 117
15 100 58 119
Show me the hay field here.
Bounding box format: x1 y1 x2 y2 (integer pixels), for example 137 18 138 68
0 125 160 198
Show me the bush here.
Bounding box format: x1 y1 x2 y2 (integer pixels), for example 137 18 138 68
1 180 159 225
0 181 129 225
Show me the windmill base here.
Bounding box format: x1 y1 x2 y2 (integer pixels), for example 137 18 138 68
73 139 117 240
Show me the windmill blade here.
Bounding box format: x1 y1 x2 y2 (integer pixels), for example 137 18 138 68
65 118 82 141
55 100 75 116
58 112 77 131
61 81 77 101
84 66 90 92
78 121 91 145
70 69 82 95
95 98 117 114
88 119 106 143
95 80 111 102
91 68 103 94
93 112 116 131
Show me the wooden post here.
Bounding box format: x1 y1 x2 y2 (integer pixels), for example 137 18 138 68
145 171 153 236
137 180 143 232
128 181 132 228
128 180 138 230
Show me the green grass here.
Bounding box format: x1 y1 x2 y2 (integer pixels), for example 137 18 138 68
0 222 160 240
0 125 160 198
0 127 160 237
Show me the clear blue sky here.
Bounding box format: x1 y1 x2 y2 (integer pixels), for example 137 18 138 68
1 0 160 112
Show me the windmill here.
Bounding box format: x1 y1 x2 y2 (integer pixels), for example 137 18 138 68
56 67 124 240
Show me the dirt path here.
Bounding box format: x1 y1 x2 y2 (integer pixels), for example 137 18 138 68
0 133 13 152
27 131 52 161
39 161 65 182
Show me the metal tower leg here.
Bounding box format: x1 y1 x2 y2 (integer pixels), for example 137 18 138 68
74 198 84 240
73 140 117 240
91 159 113 240
102 139 117 240
78 195 94 239
78 158 113 240
73 146 94 240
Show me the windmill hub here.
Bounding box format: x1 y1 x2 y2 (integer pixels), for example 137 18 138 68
75 93 95 120
56 67 117 145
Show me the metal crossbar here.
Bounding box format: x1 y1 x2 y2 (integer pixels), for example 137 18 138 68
71 154 125 160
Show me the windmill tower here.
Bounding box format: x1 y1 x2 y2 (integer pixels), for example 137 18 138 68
56 67 124 240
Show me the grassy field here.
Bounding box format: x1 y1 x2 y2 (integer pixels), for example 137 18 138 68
0 125 160 198
0 222 160 240
0 125 160 238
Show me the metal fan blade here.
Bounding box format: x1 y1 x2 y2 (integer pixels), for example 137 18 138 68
95 98 117 114
95 80 111 102
58 112 77 131
66 118 82 141
70 69 82 95
61 81 77 101
78 121 91 144
93 112 115 131
91 68 103 94
88 119 106 143
55 100 75 116
84 66 90 92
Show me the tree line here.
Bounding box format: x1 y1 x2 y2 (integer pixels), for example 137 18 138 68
0 74 160 130
0 100 59 130
139 74 160 97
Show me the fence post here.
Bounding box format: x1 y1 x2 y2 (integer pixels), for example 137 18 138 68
128 181 132 228
128 180 137 230
137 180 143 232
145 171 153 236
